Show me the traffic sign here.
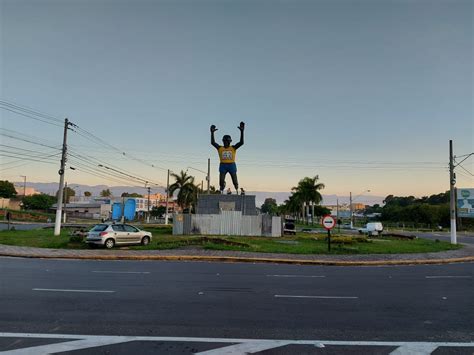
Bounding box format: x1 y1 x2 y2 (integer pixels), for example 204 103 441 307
322 215 336 230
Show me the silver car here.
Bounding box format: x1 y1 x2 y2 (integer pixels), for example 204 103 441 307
86 223 152 249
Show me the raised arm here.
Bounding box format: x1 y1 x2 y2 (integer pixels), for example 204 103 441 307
233 121 245 149
210 125 220 149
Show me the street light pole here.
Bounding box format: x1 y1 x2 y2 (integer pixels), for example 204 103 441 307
350 189 370 229
165 169 170 225
349 192 353 229
147 185 151 223
20 175 26 196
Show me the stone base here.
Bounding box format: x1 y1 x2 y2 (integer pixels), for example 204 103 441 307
196 194 257 216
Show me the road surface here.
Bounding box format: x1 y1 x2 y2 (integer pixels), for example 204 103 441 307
0 257 473 354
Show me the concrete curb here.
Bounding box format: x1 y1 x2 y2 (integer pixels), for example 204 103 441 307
1 251 474 266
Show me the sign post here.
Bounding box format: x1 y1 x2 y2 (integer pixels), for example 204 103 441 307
322 215 336 252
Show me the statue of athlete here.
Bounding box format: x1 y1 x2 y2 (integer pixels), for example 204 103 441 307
210 122 245 194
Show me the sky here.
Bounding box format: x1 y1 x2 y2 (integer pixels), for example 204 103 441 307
0 0 473 200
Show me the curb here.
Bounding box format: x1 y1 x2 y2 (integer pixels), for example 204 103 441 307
1 251 474 266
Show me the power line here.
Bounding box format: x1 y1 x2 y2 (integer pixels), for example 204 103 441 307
454 159 474 177
0 152 60 165
0 131 60 150
0 106 63 128
71 124 168 172
68 150 165 187
0 99 63 123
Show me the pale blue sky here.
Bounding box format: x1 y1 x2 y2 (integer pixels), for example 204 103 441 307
1 0 472 197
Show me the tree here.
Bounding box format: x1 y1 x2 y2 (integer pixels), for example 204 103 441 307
84 191 92 197
22 194 56 210
313 205 331 217
100 189 112 197
151 205 166 217
0 180 17 198
292 175 325 206
261 198 278 215
121 192 143 198
56 187 76 203
169 170 198 212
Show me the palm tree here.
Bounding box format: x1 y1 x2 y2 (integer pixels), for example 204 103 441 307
292 175 325 205
291 175 325 224
168 170 198 213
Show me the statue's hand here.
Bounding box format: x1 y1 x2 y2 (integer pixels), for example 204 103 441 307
210 125 218 133
238 121 245 131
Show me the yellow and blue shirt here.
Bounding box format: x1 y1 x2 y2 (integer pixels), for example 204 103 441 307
218 146 236 164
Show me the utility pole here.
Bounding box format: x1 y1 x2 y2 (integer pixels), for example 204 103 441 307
147 186 151 223
349 192 353 229
165 169 170 225
63 182 68 223
449 140 457 244
207 158 210 194
337 198 340 233
54 118 70 236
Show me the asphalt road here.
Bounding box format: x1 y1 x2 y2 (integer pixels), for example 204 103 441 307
402 231 474 245
0 257 473 345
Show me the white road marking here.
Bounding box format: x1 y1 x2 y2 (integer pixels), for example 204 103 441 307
3 337 133 355
390 343 439 355
266 274 325 278
0 333 473 355
195 340 291 354
32 288 115 293
425 276 472 279
274 295 358 299
92 271 150 274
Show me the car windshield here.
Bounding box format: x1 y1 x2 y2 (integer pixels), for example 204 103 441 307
90 224 108 232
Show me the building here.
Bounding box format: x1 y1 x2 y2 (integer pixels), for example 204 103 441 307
14 185 39 197
0 198 22 211
51 202 111 219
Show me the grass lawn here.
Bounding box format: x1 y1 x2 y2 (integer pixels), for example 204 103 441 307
0 228 88 249
0 225 462 254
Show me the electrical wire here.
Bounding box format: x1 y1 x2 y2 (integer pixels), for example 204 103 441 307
0 106 63 128
71 125 168 172
0 99 63 123
68 150 165 187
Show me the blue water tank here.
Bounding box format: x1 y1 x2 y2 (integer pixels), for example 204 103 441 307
112 203 122 220
124 199 136 221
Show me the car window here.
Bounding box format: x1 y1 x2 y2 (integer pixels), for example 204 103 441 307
124 225 139 232
91 224 108 232
112 225 125 232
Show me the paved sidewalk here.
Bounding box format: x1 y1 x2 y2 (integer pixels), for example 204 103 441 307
1 243 474 265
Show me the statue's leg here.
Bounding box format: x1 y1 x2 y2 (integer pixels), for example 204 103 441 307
230 172 239 192
219 172 226 193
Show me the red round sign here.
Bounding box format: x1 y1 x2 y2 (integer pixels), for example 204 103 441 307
321 215 336 230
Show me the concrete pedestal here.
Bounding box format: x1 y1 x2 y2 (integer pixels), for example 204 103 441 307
196 194 257 216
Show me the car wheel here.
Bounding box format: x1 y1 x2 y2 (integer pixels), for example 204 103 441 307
104 238 115 249
88 243 96 249
141 236 150 246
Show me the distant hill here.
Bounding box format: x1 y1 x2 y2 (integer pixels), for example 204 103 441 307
16 182 385 207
